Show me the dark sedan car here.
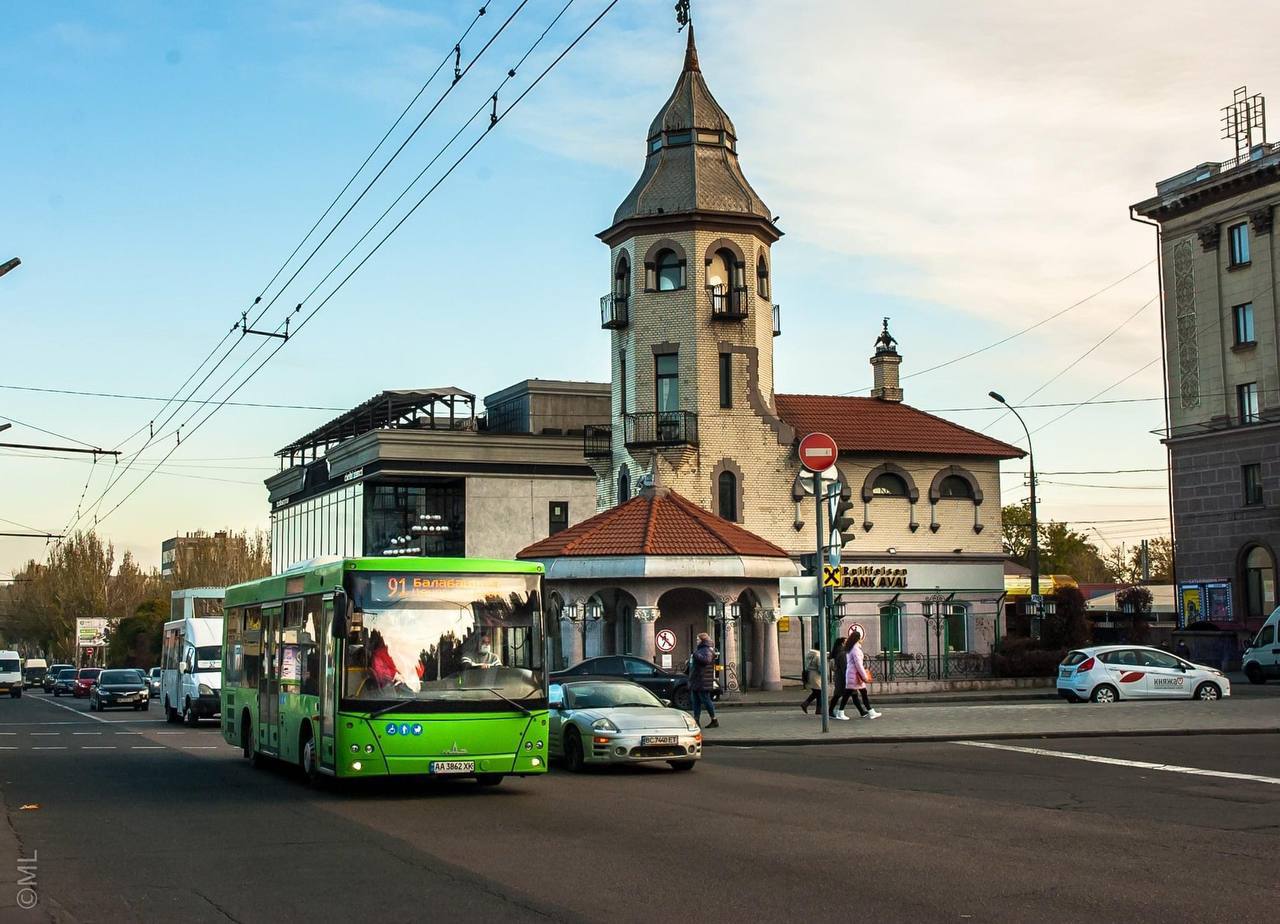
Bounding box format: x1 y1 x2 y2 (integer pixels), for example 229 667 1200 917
551 656 693 709
52 668 79 696
89 669 150 712
43 664 75 693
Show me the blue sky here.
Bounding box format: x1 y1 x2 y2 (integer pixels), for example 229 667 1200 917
3 0 1273 574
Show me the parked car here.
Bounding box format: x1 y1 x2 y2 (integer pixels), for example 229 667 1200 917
1242 608 1280 684
1058 645 1230 703
22 658 47 689
550 656 694 709
0 651 21 698
44 664 74 693
72 667 102 698
52 668 78 696
89 669 151 712
548 679 701 772
147 667 161 698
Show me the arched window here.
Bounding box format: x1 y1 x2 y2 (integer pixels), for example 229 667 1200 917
656 249 684 291
938 474 974 499
614 254 630 298
717 470 738 522
757 253 770 299
1245 545 1275 619
617 465 631 504
878 605 901 653
872 473 909 497
945 603 969 652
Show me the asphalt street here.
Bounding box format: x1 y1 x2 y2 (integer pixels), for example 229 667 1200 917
1 691 1277 923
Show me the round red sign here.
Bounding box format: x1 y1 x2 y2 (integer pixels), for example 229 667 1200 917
798 432 839 473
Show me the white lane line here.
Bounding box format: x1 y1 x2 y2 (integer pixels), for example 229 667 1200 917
183 746 218 750
953 740 1280 786
32 746 67 751
0 746 16 750
30 732 60 737
82 746 117 750
131 746 164 750
114 732 144 736
155 732 184 736
72 732 102 736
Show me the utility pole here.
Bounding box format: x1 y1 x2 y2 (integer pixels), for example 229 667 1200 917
990 392 1040 630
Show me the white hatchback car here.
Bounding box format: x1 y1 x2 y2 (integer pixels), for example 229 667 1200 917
1057 645 1230 703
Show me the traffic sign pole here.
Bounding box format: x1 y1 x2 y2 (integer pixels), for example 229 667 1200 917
816 479 829 734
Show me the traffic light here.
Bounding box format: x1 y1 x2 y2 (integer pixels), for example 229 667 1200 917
830 493 856 542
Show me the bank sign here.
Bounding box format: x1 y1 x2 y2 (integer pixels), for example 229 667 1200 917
828 565 909 589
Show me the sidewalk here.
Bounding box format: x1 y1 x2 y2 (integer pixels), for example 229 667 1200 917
699 695 1280 746
718 682 1055 708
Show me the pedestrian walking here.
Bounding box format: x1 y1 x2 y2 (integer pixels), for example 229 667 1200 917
689 632 719 728
828 636 851 720
1175 639 1191 660
800 647 822 714
844 627 881 719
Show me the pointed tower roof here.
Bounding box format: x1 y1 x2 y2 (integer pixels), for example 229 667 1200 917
602 27 776 242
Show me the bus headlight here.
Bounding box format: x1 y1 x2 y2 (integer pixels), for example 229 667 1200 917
351 761 363 772
350 744 360 753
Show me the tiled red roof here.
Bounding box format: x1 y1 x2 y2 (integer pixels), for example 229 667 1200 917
518 489 790 559
775 394 1024 460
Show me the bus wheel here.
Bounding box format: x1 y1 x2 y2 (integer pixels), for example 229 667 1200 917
299 730 320 785
241 716 255 762
475 774 503 787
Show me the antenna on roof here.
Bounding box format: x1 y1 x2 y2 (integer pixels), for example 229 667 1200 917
1221 85 1267 164
675 0 691 31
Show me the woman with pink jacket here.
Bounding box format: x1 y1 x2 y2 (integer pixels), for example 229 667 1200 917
844 627 882 720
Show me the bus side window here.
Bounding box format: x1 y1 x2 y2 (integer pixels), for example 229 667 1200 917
243 606 262 687
224 607 243 685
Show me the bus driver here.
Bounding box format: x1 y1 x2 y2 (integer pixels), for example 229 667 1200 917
461 634 501 669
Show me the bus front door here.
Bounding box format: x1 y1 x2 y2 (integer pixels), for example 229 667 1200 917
320 598 336 771
259 605 281 754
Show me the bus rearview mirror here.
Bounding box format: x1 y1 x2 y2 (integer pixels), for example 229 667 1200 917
332 591 349 639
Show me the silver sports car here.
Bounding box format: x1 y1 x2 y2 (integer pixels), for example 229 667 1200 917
549 679 702 772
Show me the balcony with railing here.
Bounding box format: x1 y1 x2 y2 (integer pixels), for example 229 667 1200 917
600 293 629 330
708 284 749 321
623 411 698 449
772 303 781 337
583 424 612 459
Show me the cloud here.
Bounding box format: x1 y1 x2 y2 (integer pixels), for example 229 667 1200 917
46 21 125 54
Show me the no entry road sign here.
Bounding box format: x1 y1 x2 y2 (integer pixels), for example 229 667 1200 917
798 432 839 473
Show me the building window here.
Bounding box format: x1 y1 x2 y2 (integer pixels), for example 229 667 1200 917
617 465 631 504
1233 303 1256 345
757 253 770 299
1245 546 1275 620
655 353 679 413
872 473 909 497
1238 382 1260 424
717 470 738 522
1244 463 1264 506
1229 222 1250 266
946 604 969 652
365 481 464 558
718 352 732 408
878 605 901 653
938 474 974 499
614 254 631 297
655 249 685 291
549 501 569 535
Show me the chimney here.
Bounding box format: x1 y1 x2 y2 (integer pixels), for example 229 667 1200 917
870 317 903 402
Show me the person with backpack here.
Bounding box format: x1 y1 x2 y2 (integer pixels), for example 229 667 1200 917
688 632 719 728
828 636 851 720
844 626 881 719
800 647 823 714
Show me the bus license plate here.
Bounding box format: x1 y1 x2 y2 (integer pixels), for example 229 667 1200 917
641 736 677 746
429 760 475 774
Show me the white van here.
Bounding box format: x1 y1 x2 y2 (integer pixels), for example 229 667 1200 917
23 657 47 689
161 588 225 725
0 650 22 698
1242 607 1280 684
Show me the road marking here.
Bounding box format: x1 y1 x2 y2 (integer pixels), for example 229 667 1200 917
155 731 184 736
0 746 16 750
183 746 218 750
81 746 117 750
115 732 144 736
131 746 164 750
31 747 67 751
953 741 1280 786
72 732 102 736
30 732 60 736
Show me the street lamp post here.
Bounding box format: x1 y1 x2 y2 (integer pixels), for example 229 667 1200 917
990 391 1041 631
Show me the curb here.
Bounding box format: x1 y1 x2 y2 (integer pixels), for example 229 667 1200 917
717 693 1058 708
702 726 1280 747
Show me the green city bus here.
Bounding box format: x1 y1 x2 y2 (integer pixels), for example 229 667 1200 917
220 557 549 785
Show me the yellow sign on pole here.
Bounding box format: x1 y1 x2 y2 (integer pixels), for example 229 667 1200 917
822 565 841 588
777 616 791 633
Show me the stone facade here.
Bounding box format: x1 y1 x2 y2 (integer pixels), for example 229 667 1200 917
1133 142 1280 633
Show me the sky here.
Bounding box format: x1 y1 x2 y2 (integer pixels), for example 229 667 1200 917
2 0 1275 577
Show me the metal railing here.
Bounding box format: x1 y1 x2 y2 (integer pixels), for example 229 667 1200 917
583 424 612 459
708 284 749 320
623 410 698 449
600 293 629 329
866 652 992 681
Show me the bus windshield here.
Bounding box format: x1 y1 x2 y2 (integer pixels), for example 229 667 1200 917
343 571 544 713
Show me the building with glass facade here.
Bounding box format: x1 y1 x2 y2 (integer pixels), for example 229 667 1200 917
266 382 608 574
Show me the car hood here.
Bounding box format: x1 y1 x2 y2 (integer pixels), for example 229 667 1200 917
572 706 691 731
100 684 146 692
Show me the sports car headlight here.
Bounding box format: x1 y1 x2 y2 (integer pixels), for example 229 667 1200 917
198 683 214 696
683 715 699 733
591 718 619 733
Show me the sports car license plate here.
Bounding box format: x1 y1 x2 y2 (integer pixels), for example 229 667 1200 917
641 736 677 746
429 760 475 774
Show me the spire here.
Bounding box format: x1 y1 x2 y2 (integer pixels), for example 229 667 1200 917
870 318 903 402
683 24 700 73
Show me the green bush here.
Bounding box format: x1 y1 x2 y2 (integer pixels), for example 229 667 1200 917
992 636 1068 678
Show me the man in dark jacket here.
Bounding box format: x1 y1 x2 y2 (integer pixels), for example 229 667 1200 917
689 633 719 728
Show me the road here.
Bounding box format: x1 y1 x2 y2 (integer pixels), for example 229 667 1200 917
1 691 1277 923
